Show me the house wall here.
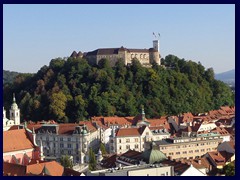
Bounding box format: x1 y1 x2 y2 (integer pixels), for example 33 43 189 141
157 138 223 160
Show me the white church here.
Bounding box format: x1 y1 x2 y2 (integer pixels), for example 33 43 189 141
3 94 20 131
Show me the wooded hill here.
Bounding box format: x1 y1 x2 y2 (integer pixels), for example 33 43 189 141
3 55 234 123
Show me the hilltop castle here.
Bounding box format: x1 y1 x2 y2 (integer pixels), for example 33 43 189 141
70 39 161 67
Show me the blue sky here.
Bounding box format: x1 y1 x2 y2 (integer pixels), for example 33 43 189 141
3 4 235 74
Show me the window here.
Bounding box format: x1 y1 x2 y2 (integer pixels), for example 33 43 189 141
119 139 121 143
183 151 187 154
60 143 64 148
135 144 139 149
195 150 199 152
134 138 138 142
131 54 134 59
126 145 130 149
68 144 71 148
201 149 205 152
68 138 71 141
68 150 71 155
176 152 180 155
60 138 63 141
146 132 149 135
189 150 193 153
119 146 122 150
53 143 56 148
126 139 130 143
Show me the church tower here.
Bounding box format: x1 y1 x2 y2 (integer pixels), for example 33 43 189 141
9 94 20 125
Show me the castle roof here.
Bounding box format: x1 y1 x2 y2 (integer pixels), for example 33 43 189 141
86 47 151 56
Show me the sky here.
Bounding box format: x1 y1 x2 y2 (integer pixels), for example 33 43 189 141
3 4 235 74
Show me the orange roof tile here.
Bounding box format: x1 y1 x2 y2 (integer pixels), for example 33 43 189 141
3 129 35 153
116 126 146 137
26 161 64 176
3 161 64 176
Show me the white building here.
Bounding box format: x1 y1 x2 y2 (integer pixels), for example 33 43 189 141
3 94 20 131
109 125 170 154
25 122 100 164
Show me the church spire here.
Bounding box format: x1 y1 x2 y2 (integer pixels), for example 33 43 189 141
13 93 16 103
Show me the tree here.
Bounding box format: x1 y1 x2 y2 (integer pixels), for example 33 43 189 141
88 148 97 171
49 91 67 121
100 143 107 155
223 162 235 176
60 155 73 169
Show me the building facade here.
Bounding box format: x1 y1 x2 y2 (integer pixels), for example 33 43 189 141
148 135 223 160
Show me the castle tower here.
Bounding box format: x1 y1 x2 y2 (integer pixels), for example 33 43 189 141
9 93 20 125
153 40 159 52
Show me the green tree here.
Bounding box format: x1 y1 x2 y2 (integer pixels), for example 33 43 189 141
49 91 67 121
60 155 73 169
88 148 97 171
223 162 235 176
100 143 107 155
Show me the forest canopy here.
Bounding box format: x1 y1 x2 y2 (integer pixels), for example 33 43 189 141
3 55 234 123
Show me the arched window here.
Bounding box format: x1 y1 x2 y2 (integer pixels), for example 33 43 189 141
144 54 146 59
140 54 142 59
135 54 137 58
131 54 134 59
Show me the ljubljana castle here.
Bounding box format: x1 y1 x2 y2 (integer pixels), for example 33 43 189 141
70 39 161 67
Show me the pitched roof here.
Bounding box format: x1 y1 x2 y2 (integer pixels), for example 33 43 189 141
3 162 26 176
3 129 35 153
101 154 117 168
116 126 146 137
26 161 64 176
3 161 64 176
207 151 226 166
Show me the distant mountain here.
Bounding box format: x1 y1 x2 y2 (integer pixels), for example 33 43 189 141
3 70 20 84
215 69 235 83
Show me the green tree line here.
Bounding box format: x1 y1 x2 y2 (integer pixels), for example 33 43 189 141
3 55 234 123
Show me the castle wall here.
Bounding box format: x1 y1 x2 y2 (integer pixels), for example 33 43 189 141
126 52 150 65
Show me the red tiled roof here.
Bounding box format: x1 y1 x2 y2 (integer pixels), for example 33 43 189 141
3 129 35 153
207 151 226 166
211 127 230 135
116 126 146 137
58 124 76 134
3 161 64 176
79 121 97 132
26 161 64 176
3 162 26 176
101 154 117 168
